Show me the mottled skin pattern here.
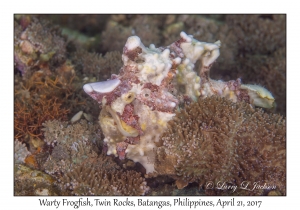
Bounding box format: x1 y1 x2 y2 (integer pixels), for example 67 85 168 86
89 46 179 160
83 32 275 172
118 104 142 135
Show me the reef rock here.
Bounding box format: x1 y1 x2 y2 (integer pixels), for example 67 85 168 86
83 32 275 173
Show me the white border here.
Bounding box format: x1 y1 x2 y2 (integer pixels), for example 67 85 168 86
2 1 297 209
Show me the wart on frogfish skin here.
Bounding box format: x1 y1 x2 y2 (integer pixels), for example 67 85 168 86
83 31 275 173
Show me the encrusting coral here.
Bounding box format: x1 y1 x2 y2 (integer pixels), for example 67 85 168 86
14 16 67 77
14 164 60 196
154 97 286 195
41 119 101 177
14 139 31 164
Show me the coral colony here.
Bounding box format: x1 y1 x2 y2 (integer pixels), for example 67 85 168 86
83 32 275 173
